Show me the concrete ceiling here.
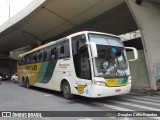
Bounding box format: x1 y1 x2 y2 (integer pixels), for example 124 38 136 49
0 0 137 53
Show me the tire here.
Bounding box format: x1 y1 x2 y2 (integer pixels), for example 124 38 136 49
25 78 30 88
62 81 74 99
22 78 25 87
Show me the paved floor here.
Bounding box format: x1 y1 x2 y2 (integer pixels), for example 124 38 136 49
0 81 160 120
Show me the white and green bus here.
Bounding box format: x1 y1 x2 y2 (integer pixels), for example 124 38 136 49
18 31 138 99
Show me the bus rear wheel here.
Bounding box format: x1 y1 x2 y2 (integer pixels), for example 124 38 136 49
25 78 30 88
62 81 74 99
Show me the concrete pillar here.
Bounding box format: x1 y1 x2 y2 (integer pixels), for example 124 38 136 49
126 0 160 90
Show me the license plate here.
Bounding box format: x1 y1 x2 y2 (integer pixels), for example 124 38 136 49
115 89 121 92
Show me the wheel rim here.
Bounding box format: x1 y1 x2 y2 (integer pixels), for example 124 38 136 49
64 85 69 95
26 79 29 88
27 81 29 88
63 82 71 98
22 80 25 87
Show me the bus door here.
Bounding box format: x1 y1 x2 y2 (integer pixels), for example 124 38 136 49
71 34 92 97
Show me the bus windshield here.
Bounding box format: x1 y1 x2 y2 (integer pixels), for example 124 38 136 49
89 34 129 78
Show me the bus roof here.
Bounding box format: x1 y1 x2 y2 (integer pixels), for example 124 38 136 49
68 31 118 38
19 31 120 57
19 37 67 57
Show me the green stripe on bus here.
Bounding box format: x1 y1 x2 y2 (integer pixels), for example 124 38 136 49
116 78 128 85
40 59 57 83
36 61 48 83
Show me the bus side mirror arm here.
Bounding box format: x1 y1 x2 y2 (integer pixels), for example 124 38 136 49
86 42 98 58
125 47 138 61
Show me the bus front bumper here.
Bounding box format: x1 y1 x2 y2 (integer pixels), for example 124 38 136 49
90 83 131 98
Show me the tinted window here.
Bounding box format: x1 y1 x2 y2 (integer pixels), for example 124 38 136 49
71 34 91 79
50 47 57 59
50 39 70 59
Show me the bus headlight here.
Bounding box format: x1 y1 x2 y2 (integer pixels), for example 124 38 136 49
128 79 131 84
94 81 106 86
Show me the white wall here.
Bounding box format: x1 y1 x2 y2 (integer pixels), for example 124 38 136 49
126 0 160 90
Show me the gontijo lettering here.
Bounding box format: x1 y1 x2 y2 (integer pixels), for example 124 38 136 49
25 65 37 70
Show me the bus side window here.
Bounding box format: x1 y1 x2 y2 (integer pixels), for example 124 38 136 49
58 40 70 59
64 41 70 58
45 48 51 61
22 56 25 65
50 47 57 59
18 57 21 65
39 53 42 61
60 46 64 58
44 51 47 61
35 54 38 62
32 53 37 63
26 55 30 64
38 52 44 62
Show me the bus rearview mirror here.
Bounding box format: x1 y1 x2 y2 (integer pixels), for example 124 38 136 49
125 47 138 61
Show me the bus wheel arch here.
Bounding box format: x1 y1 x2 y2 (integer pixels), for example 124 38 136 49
61 79 74 99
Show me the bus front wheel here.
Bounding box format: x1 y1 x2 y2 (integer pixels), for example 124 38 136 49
22 77 25 87
62 81 74 99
